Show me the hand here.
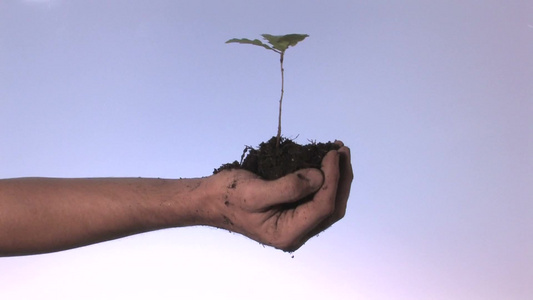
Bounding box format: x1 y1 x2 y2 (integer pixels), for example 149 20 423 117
208 142 353 252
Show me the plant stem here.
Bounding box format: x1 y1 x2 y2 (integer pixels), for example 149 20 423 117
276 51 285 152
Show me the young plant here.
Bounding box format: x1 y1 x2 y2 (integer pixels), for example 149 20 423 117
226 33 309 151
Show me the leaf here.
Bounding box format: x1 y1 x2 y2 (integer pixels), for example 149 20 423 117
261 34 309 52
226 38 274 51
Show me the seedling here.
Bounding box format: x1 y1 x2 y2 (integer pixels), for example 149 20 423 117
226 33 309 151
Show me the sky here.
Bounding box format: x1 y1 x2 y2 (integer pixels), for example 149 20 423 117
1 0 532 299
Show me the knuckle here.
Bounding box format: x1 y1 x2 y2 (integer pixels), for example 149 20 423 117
280 176 306 200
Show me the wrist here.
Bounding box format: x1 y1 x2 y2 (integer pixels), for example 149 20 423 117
157 176 224 229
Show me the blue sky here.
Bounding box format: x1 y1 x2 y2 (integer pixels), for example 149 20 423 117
1 1 532 299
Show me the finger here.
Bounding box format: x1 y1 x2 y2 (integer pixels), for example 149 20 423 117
249 168 324 208
299 146 353 240
335 146 353 219
282 150 340 245
308 149 341 218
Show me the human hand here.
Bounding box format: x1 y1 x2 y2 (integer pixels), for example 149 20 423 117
207 142 353 252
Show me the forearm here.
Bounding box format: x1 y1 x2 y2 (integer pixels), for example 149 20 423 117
0 177 210 256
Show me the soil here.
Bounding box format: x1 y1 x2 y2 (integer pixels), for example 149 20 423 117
214 136 340 180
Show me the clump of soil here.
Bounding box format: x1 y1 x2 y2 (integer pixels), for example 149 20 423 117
214 136 340 180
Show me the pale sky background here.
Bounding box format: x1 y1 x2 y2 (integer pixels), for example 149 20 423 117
1 1 532 299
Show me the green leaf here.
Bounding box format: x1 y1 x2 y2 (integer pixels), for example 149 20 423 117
261 34 309 52
226 38 274 51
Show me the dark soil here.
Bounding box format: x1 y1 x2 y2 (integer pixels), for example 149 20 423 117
214 136 340 180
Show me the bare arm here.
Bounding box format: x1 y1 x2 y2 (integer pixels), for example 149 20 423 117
0 144 352 256
0 177 210 256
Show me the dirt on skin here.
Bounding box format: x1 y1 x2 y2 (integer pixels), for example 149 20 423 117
214 136 340 180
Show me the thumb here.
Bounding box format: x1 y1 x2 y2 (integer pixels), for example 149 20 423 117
258 168 324 207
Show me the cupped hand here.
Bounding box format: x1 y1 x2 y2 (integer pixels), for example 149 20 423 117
210 142 353 252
